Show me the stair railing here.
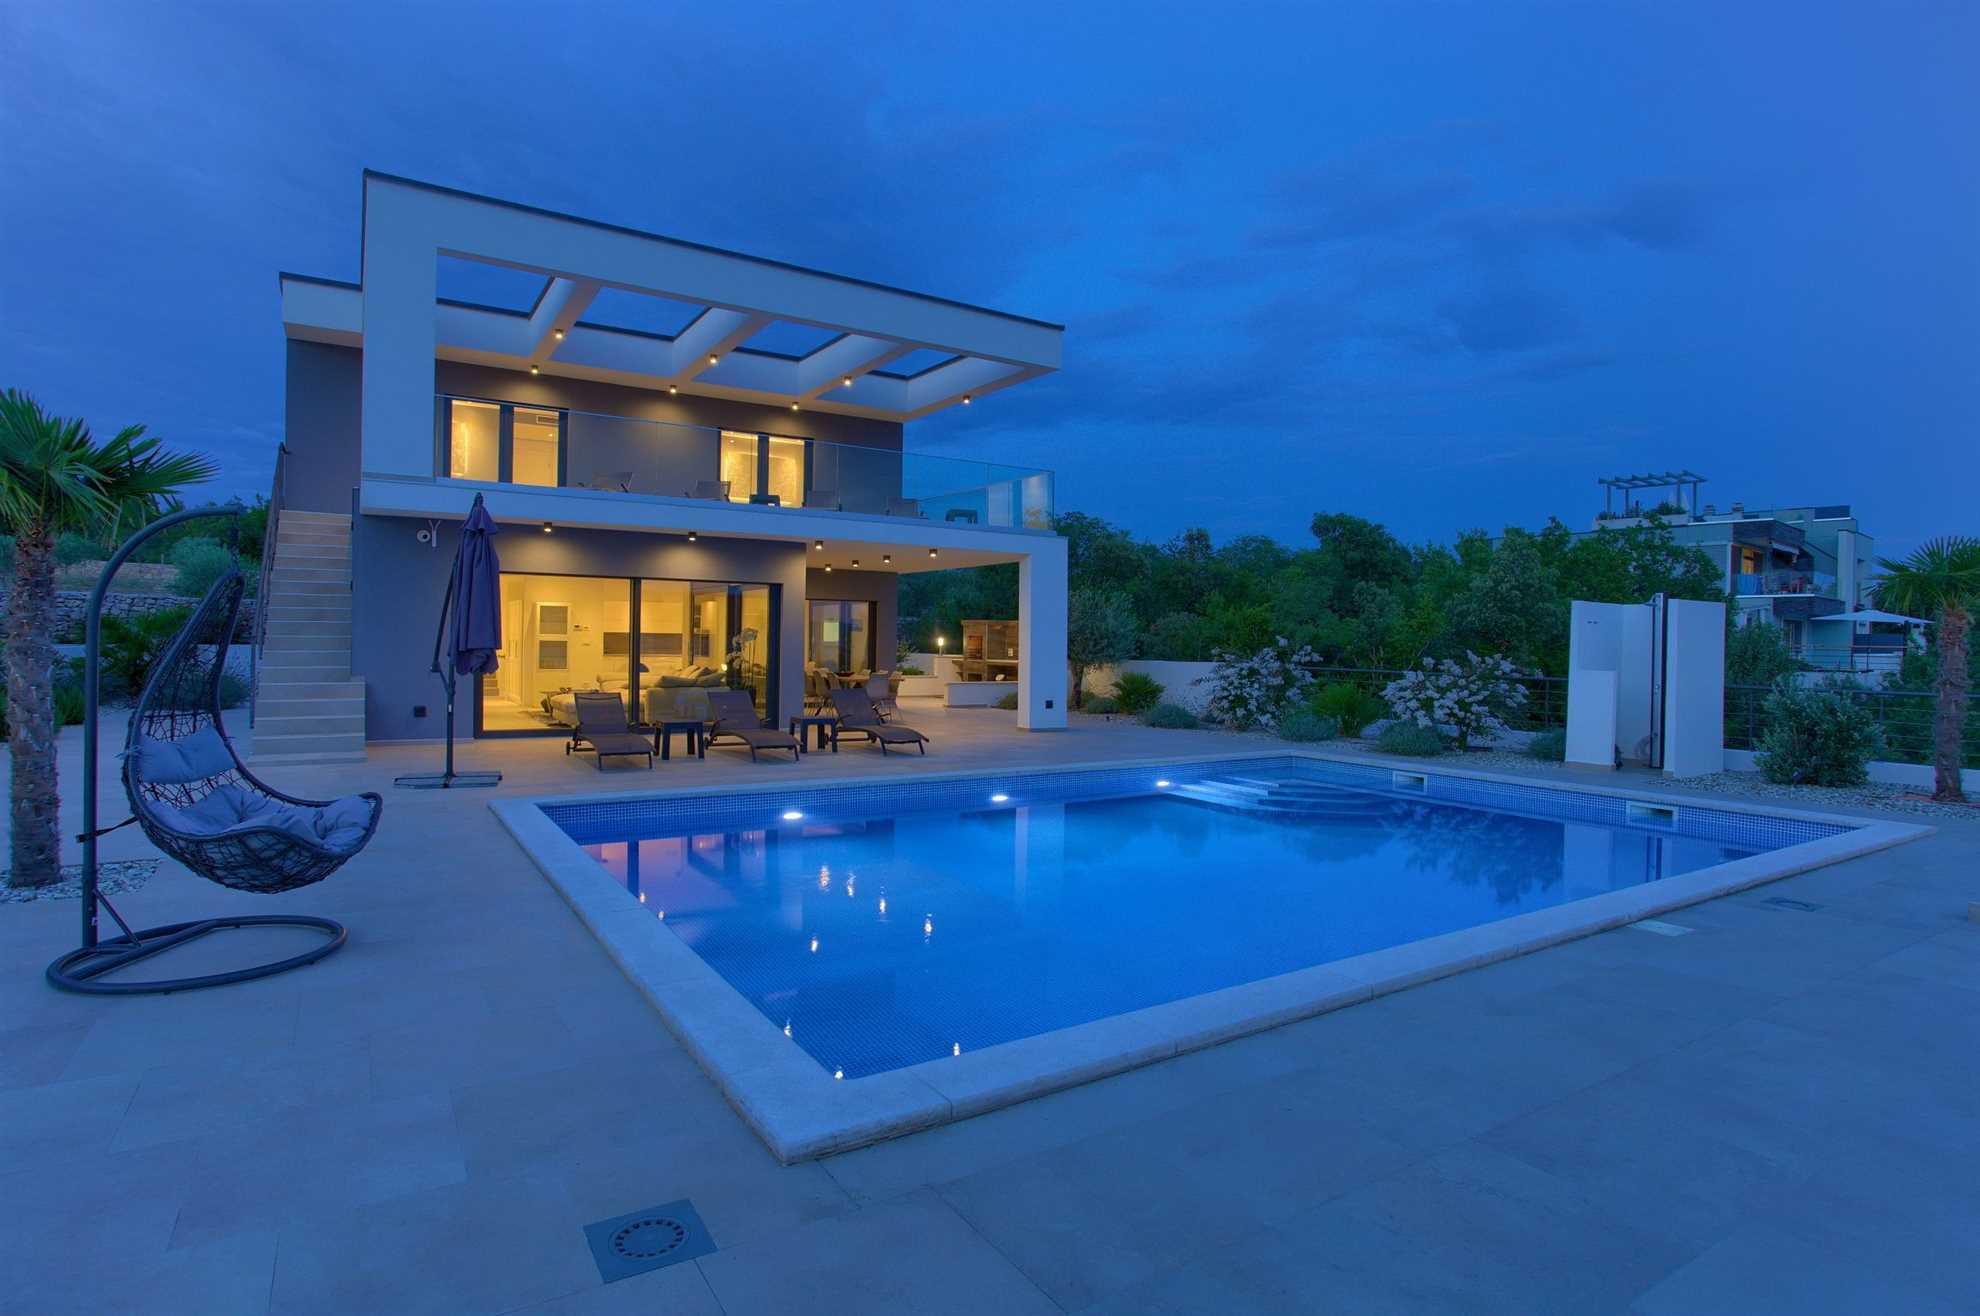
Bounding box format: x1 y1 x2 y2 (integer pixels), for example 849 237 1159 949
250 443 287 728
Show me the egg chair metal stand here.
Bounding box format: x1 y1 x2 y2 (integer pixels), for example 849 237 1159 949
45 504 377 996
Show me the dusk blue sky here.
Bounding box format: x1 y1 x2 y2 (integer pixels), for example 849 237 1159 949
4 2 1974 558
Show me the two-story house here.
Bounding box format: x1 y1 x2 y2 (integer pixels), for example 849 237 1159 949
263 171 1066 761
1592 472 1911 673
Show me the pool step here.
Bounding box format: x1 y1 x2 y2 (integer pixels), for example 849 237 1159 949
1169 776 1400 821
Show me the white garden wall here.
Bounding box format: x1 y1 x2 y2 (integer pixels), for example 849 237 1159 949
1083 660 1218 715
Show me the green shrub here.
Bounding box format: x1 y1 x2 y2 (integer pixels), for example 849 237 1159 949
1309 682 1385 738
1082 695 1121 715
897 664 924 676
0 534 14 574
1277 708 1340 743
1143 702 1200 729
995 691 1019 711
217 673 250 709
56 531 103 566
1111 671 1166 714
168 537 236 598
1376 720 1446 756
1526 727 1567 761
1755 676 1883 786
100 607 191 698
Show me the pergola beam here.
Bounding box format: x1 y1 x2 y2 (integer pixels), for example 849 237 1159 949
796 336 913 400
528 278 600 361
668 309 770 382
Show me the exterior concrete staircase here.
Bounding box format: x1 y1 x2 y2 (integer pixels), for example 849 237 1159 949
251 510 366 764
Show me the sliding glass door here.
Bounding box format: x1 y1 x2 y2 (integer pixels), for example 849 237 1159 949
807 600 873 675
479 573 777 734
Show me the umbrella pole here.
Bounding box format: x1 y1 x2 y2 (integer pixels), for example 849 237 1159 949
395 540 501 790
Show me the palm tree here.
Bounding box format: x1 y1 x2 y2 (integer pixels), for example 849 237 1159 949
1875 536 1980 803
1 390 217 887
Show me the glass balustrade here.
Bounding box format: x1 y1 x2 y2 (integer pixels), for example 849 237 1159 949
435 395 1054 530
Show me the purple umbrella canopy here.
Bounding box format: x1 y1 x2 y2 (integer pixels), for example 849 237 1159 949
448 497 503 676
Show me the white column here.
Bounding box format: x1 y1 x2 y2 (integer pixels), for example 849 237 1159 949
1837 529 1859 607
359 188 440 482
1018 536 1068 731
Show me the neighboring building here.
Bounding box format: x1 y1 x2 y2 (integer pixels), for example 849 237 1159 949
264 171 1066 761
1591 472 1909 674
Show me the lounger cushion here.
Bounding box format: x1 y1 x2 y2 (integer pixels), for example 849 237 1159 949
132 726 234 785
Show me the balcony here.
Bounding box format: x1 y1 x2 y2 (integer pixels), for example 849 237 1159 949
1733 569 1836 597
434 394 1054 531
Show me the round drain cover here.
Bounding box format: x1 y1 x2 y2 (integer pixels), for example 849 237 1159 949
613 1217 687 1261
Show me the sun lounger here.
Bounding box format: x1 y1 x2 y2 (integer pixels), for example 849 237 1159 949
830 687 928 755
686 479 731 500
705 689 800 762
567 691 654 770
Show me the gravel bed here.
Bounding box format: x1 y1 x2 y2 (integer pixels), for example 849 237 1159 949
0 859 161 903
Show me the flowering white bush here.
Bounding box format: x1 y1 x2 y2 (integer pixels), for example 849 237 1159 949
1382 652 1529 751
1204 638 1320 730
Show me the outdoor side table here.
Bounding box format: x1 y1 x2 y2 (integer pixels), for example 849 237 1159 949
787 715 838 753
653 720 705 761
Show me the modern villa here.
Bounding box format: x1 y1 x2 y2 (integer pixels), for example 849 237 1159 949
1589 472 1911 673
263 171 1067 761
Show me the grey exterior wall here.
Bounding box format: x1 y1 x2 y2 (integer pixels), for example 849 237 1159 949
804 568 899 670
283 341 363 512
352 513 807 742
279 345 907 512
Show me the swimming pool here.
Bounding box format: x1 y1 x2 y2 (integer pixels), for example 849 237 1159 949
499 754 1926 1159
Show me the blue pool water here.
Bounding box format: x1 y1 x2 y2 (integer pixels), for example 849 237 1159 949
551 761 1839 1079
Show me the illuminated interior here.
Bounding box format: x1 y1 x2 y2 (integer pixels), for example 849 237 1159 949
448 400 499 481
481 572 773 733
720 431 805 505
511 406 560 487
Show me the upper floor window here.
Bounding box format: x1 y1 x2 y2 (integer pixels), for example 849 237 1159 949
719 431 805 505
441 397 564 488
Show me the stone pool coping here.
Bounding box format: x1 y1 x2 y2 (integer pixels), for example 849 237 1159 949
490 750 1934 1163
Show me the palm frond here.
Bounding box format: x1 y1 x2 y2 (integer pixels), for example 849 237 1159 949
0 390 215 538
1873 535 1980 616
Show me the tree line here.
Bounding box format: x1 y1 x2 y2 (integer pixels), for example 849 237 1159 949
900 510 1727 678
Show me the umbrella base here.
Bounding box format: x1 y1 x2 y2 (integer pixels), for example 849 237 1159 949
394 771 503 790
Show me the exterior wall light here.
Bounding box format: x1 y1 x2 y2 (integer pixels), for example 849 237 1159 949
541 521 553 533
530 364 540 375
686 530 697 542
961 395 971 405
928 547 938 558
842 376 853 387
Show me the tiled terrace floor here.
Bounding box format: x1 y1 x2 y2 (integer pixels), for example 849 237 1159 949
2 700 1976 1313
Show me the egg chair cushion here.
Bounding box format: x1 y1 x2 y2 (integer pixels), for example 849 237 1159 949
132 726 235 785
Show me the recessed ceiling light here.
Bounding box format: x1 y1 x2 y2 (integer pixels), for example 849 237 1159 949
814 540 824 550
686 530 697 542
850 558 859 567
824 563 832 573
791 402 799 411
928 548 938 558
961 395 971 405
530 364 540 375
553 328 564 340
708 354 719 366
842 376 853 387
669 385 678 394
881 554 891 564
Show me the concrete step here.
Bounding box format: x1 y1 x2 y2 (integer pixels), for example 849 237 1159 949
259 644 350 665
279 511 353 527
267 579 351 597
275 532 351 549
265 625 350 645
274 550 351 567
254 661 351 683
248 733 366 765
265 604 352 622
265 619 352 639
253 711 366 737
271 565 350 582
257 678 365 701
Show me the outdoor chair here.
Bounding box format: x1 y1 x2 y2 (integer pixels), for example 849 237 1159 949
686 479 731 501
830 687 929 755
865 672 898 720
704 689 800 762
805 487 842 511
567 690 654 770
885 497 923 518
589 471 635 493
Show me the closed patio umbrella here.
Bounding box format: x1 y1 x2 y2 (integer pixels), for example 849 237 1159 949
395 493 504 789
